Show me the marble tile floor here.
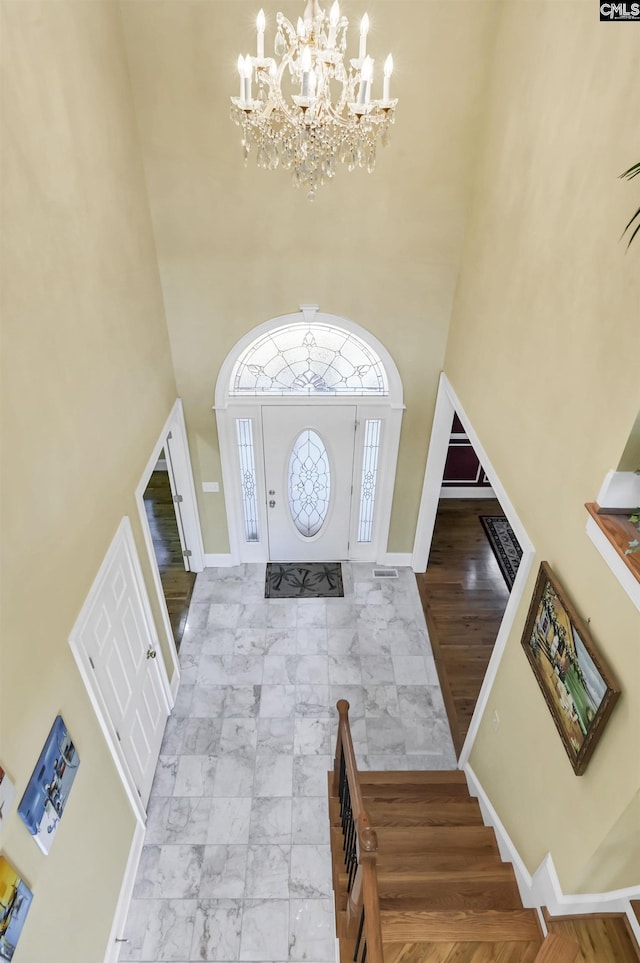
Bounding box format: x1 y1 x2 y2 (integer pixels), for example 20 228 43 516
119 562 456 963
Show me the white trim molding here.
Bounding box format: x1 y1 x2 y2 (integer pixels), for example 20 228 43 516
586 516 640 613
213 307 405 565
440 486 496 499
204 553 236 568
135 398 206 694
412 372 536 769
464 763 640 941
382 552 413 567
104 820 145 962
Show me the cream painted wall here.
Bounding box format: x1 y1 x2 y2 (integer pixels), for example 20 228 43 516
1 3 178 961
443 2 640 892
119 0 499 555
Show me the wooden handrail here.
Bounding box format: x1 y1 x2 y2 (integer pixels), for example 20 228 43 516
333 699 384 963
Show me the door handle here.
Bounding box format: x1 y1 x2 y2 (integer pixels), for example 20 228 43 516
146 647 157 660
269 500 276 508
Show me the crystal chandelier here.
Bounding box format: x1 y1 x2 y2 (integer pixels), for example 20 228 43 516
230 0 398 200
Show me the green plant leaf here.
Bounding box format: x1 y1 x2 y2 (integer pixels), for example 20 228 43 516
625 219 640 248
620 162 640 180
620 163 640 246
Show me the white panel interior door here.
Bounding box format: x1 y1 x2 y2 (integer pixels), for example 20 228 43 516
262 405 356 561
71 520 170 808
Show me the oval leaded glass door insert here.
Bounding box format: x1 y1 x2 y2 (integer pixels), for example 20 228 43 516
288 430 331 537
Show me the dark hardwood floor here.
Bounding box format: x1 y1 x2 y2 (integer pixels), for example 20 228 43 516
416 498 510 755
143 468 196 650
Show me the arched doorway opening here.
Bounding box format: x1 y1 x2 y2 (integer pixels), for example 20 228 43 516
214 305 404 563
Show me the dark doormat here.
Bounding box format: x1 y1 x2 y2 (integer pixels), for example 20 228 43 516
479 516 522 591
265 562 344 599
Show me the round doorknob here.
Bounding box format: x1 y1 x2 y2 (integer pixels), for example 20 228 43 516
146 648 157 660
269 499 276 508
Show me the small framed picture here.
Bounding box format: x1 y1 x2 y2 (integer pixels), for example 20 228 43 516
18 716 80 854
521 563 620 775
0 856 34 960
0 768 16 834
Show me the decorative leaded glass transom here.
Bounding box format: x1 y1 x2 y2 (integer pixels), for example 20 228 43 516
231 323 388 395
288 430 331 537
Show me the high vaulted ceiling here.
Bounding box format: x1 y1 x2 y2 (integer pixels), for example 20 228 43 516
118 0 499 547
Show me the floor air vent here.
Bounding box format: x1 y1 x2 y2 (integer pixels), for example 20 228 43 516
372 567 399 579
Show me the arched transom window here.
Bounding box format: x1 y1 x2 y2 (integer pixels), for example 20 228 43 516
230 321 388 396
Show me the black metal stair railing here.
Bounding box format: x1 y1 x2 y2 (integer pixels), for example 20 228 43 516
353 905 367 963
332 699 383 963
338 744 359 894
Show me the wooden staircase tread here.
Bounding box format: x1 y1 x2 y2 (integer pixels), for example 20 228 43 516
330 826 501 859
359 788 476 804
334 862 518 883
373 853 514 876
330 800 484 828
377 881 524 911
380 908 542 943
545 913 640 963
357 770 469 786
532 933 580 962
329 794 478 813
371 825 501 855
334 867 518 888
382 941 543 962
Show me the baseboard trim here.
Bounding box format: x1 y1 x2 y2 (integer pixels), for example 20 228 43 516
170 668 181 703
204 553 236 567
104 820 145 962
439 487 496 499
463 763 640 931
382 552 413 567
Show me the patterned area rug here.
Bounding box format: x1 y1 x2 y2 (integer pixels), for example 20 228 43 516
265 562 344 599
479 516 522 590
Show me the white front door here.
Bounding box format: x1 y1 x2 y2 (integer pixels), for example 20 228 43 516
70 520 171 809
262 405 357 561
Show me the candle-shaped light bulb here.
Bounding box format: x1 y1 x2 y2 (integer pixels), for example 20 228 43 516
383 53 393 101
256 9 265 58
359 13 369 60
297 16 305 37
328 1 340 46
242 54 253 103
238 54 245 100
358 55 373 104
301 45 312 96
363 55 373 102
